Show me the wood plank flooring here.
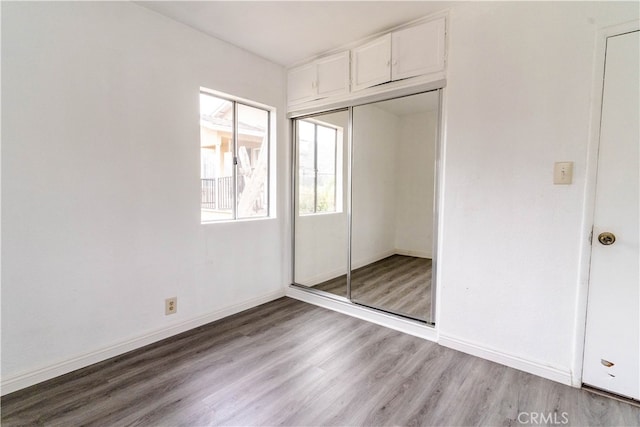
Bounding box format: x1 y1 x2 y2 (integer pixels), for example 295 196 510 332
314 254 431 321
2 297 639 426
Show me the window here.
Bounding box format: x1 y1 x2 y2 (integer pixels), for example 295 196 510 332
298 119 341 215
200 90 271 222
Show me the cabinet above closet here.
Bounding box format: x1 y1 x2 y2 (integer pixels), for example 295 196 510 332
287 51 350 105
352 17 446 91
287 14 447 112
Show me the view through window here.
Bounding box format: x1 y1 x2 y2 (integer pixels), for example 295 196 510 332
200 91 270 222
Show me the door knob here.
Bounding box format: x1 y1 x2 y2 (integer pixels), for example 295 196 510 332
598 232 616 246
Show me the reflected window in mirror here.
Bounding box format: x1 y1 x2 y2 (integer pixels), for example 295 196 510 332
297 119 343 215
293 109 349 298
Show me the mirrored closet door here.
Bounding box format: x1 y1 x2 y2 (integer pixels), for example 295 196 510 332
351 91 439 321
293 109 349 299
292 90 440 323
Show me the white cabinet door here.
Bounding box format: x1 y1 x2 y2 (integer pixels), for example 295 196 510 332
392 17 445 81
316 51 350 98
288 63 316 105
351 34 391 91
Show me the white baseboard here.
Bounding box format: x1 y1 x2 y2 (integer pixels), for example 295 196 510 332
296 266 346 287
297 250 430 286
288 286 573 387
438 333 573 386
286 285 437 341
1 289 285 396
352 250 396 270
394 248 432 259
4 288 574 396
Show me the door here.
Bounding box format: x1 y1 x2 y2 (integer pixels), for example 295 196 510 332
391 17 446 81
351 33 391 92
288 62 317 105
351 91 440 322
583 30 639 400
316 51 350 99
293 110 349 298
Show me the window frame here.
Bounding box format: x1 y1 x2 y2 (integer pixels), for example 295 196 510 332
199 88 274 223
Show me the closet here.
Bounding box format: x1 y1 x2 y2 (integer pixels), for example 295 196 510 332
289 13 447 324
292 90 441 323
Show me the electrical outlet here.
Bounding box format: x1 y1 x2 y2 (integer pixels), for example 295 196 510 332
165 297 177 315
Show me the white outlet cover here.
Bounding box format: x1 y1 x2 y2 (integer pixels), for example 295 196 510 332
165 297 177 315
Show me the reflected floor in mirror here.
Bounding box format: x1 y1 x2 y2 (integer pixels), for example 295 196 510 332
314 255 431 320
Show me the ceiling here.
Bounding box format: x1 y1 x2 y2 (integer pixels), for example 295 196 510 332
135 1 458 67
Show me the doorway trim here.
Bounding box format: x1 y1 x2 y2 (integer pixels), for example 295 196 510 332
573 19 640 388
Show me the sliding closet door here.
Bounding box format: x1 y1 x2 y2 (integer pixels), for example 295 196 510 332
351 91 439 321
293 109 349 298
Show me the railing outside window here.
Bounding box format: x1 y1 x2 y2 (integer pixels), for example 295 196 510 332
201 177 233 211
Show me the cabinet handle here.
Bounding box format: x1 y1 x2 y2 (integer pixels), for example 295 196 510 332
386 60 391 67
392 59 398 66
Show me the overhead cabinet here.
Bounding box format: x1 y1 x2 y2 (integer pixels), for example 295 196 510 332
286 15 447 108
288 63 316 105
351 34 392 92
287 51 350 105
352 17 446 91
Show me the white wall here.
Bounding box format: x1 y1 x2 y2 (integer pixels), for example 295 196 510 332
438 1 639 383
1 1 286 392
395 110 437 258
295 212 349 285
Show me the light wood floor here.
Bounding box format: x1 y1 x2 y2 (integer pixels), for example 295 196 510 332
314 254 431 321
2 297 638 426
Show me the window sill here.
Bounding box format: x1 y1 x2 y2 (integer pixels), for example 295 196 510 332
200 216 277 225
298 211 345 218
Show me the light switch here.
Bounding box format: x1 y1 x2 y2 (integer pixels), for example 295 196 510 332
554 162 573 185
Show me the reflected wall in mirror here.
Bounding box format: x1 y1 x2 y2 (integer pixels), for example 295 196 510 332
294 109 349 298
351 91 439 321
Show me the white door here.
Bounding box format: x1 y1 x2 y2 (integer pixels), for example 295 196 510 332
391 17 446 81
583 30 639 400
287 62 317 105
351 33 391 92
316 51 350 99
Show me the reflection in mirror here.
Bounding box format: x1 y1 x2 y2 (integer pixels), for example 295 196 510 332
294 109 349 298
351 91 438 321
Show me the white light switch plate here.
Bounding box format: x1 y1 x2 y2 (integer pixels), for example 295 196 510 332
554 162 573 185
